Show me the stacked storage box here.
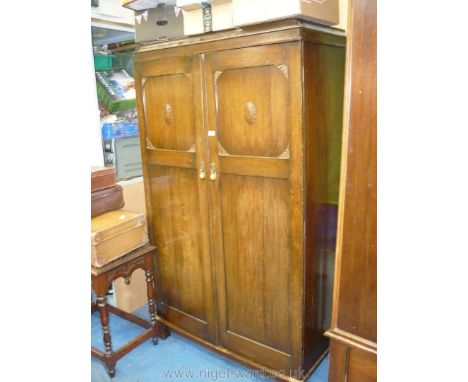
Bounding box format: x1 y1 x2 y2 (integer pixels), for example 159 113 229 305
231 0 340 27
177 0 234 35
91 167 149 268
176 0 340 36
134 2 184 43
123 1 341 40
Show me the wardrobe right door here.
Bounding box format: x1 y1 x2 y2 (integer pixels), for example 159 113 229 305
203 42 305 373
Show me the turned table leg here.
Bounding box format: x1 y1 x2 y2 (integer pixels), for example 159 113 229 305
93 273 116 378
96 293 116 377
144 254 159 345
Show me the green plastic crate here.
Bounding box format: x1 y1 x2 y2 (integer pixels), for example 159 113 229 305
94 54 114 70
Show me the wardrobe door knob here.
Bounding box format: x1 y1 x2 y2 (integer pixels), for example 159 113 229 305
199 164 206 180
209 163 216 181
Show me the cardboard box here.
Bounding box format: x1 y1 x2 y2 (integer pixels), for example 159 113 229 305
113 181 148 313
176 0 203 11
232 0 340 28
177 0 234 35
135 4 184 43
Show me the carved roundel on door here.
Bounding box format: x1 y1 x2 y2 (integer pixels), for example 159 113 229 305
244 102 256 125
214 65 289 157
164 103 174 125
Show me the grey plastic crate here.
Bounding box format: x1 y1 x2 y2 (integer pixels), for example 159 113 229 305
114 136 143 181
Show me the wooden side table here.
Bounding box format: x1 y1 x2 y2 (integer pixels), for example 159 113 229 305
91 244 167 377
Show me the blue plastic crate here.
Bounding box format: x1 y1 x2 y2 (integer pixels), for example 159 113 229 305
102 121 139 140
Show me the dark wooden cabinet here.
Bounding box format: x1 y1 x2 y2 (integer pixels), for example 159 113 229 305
325 0 377 381
134 19 345 381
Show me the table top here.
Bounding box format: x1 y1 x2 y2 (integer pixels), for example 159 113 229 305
91 244 156 276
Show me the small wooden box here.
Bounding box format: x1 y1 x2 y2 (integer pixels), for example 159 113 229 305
91 167 117 193
91 210 149 267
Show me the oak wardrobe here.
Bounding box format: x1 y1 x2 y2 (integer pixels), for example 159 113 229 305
134 19 345 381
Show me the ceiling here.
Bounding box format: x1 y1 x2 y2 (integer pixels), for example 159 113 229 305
92 25 135 46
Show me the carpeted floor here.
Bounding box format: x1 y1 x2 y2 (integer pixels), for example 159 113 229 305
91 306 329 382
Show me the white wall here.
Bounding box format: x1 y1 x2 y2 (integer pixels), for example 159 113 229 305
92 0 135 27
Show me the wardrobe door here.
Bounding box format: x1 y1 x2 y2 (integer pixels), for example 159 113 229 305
204 43 304 372
135 55 216 342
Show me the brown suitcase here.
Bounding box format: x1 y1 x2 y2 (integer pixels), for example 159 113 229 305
91 185 125 218
91 166 116 192
91 210 149 267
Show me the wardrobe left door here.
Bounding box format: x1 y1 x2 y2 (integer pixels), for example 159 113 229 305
135 54 217 342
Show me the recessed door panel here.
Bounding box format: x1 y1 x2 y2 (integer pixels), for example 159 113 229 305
215 65 289 157
149 166 206 320
221 174 291 353
143 73 195 151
